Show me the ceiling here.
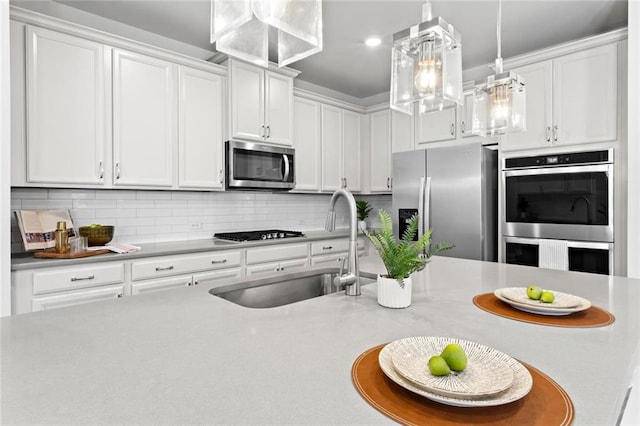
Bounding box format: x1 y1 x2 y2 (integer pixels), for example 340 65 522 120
37 0 629 99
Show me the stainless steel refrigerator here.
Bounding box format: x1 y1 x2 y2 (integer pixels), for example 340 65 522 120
392 144 498 262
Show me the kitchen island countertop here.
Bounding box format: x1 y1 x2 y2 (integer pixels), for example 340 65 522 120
2 255 638 424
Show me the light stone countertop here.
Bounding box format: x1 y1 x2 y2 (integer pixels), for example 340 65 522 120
2 255 639 424
10 229 355 271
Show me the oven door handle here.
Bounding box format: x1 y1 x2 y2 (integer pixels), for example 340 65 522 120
282 154 290 182
504 164 612 177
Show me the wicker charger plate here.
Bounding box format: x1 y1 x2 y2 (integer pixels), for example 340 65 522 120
352 344 574 426
473 293 614 328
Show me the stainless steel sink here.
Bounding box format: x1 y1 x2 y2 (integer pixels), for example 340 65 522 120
209 267 376 308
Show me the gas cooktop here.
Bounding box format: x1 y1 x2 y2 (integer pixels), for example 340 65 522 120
214 230 306 242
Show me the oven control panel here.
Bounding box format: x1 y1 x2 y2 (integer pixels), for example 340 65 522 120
504 149 611 169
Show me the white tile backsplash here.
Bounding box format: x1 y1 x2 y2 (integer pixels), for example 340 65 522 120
10 188 391 253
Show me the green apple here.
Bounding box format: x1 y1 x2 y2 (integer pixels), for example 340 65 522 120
428 355 451 376
540 290 555 303
526 285 543 300
440 343 467 372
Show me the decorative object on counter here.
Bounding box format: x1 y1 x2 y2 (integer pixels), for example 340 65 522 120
14 209 76 251
54 221 69 254
33 248 111 259
356 200 372 232
473 293 614 328
352 344 574 425
364 210 453 308
471 0 526 136
210 0 322 67
79 224 114 246
390 0 463 115
69 236 88 255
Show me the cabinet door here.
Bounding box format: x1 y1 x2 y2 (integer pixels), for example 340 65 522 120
458 90 477 139
293 97 321 191
178 66 224 189
416 108 456 144
369 110 392 192
131 275 193 295
310 253 347 266
193 268 243 286
321 104 343 191
342 110 362 192
229 60 265 142
32 285 124 312
553 44 617 146
265 71 293 145
501 60 553 151
113 49 175 187
25 26 106 184
391 110 414 153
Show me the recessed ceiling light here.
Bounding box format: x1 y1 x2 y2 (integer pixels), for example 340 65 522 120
365 37 381 47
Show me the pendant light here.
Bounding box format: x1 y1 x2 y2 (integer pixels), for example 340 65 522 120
390 0 463 115
471 0 526 136
210 0 323 67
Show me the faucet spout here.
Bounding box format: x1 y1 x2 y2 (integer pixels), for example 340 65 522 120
325 188 360 296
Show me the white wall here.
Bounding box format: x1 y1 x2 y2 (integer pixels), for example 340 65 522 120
628 1 639 279
1 0 11 317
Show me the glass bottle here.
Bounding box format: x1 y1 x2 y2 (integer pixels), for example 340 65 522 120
54 221 69 254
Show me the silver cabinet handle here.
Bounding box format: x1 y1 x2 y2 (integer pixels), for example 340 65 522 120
155 266 174 271
99 161 104 179
546 126 551 142
266 125 271 139
261 125 266 138
461 121 465 134
116 293 123 298
70 275 95 282
219 169 224 184
553 125 558 142
322 246 333 250
115 162 121 180
193 280 199 286
387 177 391 189
211 259 228 264
450 123 455 136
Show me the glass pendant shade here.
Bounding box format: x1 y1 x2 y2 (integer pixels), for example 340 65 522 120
390 16 463 115
211 0 322 67
471 72 526 137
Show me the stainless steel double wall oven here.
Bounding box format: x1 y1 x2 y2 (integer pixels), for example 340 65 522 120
503 149 614 275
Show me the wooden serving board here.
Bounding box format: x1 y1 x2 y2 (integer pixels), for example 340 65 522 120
33 249 111 259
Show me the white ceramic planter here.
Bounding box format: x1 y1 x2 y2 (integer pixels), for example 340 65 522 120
377 275 412 308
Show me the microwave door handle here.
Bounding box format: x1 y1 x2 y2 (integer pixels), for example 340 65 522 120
282 154 290 182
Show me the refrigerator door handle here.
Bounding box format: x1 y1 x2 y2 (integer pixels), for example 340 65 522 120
424 176 432 232
418 177 426 237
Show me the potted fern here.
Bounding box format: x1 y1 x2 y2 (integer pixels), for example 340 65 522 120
356 200 372 232
364 209 453 308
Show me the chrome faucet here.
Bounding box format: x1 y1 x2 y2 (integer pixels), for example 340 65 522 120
325 188 361 296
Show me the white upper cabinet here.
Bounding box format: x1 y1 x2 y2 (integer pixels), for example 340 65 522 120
416 107 457 145
112 49 176 187
229 60 294 146
369 109 392 193
458 90 477 139
293 97 321 191
178 66 224 189
25 26 107 185
391 110 414 153
501 44 617 151
320 104 362 192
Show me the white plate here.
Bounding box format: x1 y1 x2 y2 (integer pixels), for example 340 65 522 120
500 287 581 309
378 337 533 408
494 288 591 316
390 337 514 399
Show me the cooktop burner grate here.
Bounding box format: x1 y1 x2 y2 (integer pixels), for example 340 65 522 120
214 230 306 242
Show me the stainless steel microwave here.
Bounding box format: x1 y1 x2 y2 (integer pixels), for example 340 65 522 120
225 140 295 191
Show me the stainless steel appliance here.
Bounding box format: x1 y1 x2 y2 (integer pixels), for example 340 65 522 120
502 149 614 275
392 144 498 262
225 140 295 191
214 230 305 242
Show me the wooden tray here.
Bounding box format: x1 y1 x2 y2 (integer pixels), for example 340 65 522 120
352 344 574 426
33 249 111 259
473 293 614 328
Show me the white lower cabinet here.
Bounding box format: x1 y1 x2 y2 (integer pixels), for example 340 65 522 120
193 268 243 286
246 258 308 276
310 254 346 267
246 243 308 276
131 275 194 295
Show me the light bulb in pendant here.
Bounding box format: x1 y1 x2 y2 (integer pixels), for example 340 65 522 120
490 83 510 125
413 38 441 98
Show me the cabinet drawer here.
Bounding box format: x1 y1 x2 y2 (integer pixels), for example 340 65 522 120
33 263 125 295
131 275 194 295
311 239 349 255
131 250 241 281
246 243 308 265
32 284 125 312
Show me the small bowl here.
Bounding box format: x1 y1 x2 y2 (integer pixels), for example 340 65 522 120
79 225 114 246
